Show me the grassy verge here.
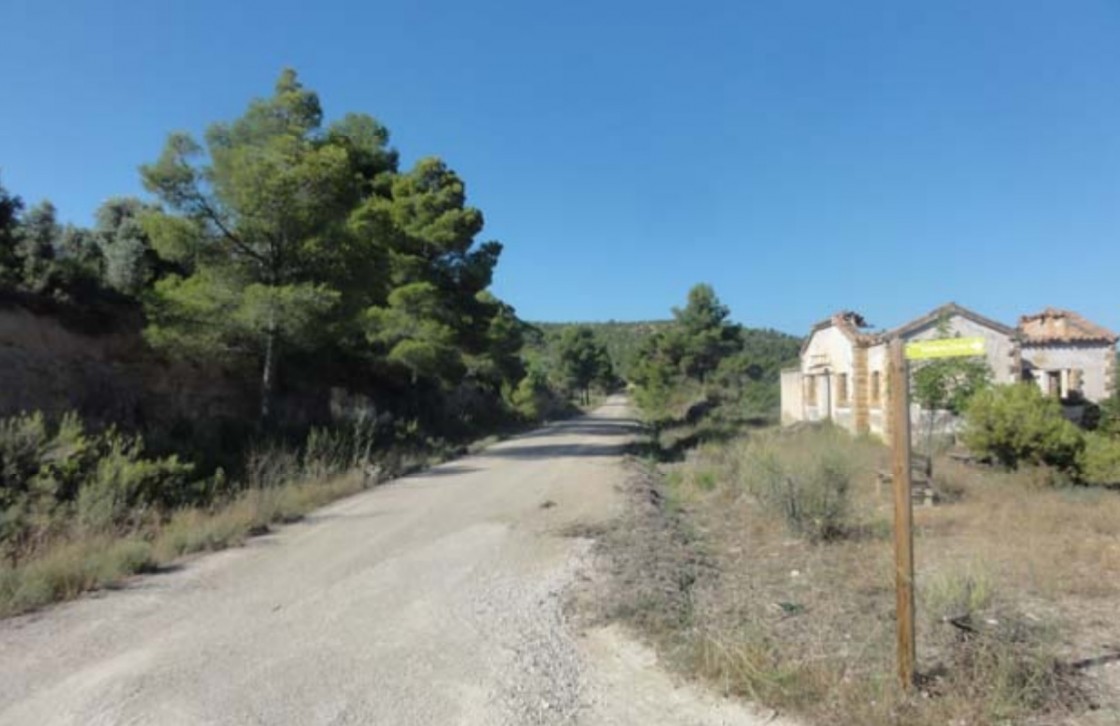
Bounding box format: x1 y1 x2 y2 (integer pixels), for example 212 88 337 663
0 415 555 619
0 471 367 618
595 424 1118 725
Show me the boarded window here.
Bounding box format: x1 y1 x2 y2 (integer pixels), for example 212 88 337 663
870 371 882 406
1070 368 1083 394
837 373 849 406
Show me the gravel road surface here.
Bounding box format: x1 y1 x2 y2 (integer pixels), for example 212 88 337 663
0 395 781 726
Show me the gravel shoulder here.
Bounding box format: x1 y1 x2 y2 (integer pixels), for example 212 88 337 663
0 395 775 726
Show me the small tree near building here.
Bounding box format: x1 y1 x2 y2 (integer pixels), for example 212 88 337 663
963 383 1084 472
909 317 992 454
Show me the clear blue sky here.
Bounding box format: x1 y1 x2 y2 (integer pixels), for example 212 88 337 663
2 0 1118 336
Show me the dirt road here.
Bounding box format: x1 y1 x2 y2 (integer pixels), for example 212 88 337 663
0 396 778 726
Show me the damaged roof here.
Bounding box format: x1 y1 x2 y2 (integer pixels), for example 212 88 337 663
803 302 1118 352
799 310 878 355
883 302 1018 340
1018 308 1118 345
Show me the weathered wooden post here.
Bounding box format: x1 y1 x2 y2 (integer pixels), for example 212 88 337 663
888 337 916 689
890 334 986 689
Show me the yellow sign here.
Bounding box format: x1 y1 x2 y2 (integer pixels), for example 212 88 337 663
905 337 985 360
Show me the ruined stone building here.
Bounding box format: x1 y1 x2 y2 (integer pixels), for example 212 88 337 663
780 303 1117 438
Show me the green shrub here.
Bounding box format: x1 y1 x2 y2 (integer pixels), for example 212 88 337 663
737 427 861 542
76 434 193 532
1 412 96 562
0 412 51 492
1 412 196 558
510 374 545 420
963 384 1084 471
1095 394 1120 438
912 356 992 415
510 368 573 422
1078 432 1120 486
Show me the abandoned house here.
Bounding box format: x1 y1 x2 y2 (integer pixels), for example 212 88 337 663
780 303 1118 438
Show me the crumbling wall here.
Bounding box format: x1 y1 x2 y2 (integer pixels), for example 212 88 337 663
1021 343 1113 403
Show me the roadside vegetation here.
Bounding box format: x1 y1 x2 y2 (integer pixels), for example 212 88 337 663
604 289 1120 724
605 428 1116 725
0 69 605 616
1 70 544 443
530 320 673 383
626 284 800 445
0 408 485 617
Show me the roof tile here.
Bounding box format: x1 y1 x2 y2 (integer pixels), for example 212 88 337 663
1017 308 1118 344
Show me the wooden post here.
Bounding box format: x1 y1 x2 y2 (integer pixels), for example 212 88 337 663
889 338 916 689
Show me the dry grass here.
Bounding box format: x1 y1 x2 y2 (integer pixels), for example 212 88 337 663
923 460 1120 601
597 425 1120 725
0 413 541 620
0 471 367 619
0 537 156 617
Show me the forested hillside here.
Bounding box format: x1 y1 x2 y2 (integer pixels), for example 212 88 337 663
0 70 575 613
533 303 801 421
0 71 801 617
1 70 541 445
529 321 672 380
624 285 802 425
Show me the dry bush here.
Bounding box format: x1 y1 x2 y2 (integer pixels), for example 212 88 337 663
152 471 366 563
0 537 154 617
719 425 876 542
923 459 1120 600
1 470 369 618
0 406 466 618
244 445 300 491
597 426 1113 725
923 564 995 621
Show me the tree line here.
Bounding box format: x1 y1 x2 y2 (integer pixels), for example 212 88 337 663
625 283 801 424
1 70 535 438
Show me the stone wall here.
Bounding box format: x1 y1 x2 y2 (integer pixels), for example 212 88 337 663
900 314 1019 385
1021 343 1114 403
1107 350 1117 398
779 369 803 425
799 325 854 423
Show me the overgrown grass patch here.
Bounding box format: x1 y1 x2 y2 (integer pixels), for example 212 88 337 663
0 393 551 620
595 425 1113 725
1 469 370 619
0 536 155 617
923 564 995 622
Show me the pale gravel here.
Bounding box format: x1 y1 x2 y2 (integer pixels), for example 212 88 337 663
0 396 784 726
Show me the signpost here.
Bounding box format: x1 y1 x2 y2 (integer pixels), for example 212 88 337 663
905 336 985 360
888 338 917 689
889 335 986 690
